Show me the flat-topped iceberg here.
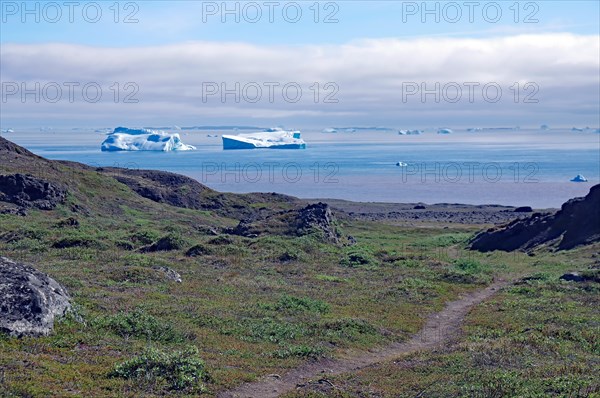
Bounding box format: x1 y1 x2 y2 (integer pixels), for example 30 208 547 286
101 127 196 152
222 129 306 150
399 129 423 135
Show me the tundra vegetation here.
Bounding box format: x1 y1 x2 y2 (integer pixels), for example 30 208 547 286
0 139 598 397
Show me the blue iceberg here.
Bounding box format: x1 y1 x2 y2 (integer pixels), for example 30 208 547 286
570 174 588 183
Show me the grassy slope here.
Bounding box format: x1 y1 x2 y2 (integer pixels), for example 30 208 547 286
283 245 600 398
1 150 598 397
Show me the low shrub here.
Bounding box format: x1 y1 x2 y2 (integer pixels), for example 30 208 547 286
111 346 209 392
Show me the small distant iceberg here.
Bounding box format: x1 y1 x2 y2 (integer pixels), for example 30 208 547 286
322 128 338 133
222 128 306 150
399 129 423 135
540 124 550 130
396 161 408 167
572 127 584 132
345 128 356 133
467 127 482 132
1 128 15 134
570 174 588 183
101 127 196 152
437 128 453 134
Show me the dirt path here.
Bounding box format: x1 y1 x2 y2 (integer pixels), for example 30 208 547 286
218 280 508 398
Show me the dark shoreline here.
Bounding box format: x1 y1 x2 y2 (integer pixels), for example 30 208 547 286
308 198 556 224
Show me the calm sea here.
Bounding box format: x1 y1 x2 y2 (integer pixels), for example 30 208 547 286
4 128 599 208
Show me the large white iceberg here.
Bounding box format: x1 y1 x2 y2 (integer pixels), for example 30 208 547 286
222 129 306 150
101 127 196 152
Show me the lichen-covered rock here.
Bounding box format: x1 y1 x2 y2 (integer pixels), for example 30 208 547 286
152 266 182 283
0 257 71 337
0 173 66 210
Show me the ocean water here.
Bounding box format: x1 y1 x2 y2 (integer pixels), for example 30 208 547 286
3 128 599 208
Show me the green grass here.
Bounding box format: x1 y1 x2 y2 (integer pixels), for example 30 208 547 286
283 267 600 398
95 308 185 343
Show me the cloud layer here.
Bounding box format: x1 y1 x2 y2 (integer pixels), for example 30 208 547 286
1 33 599 127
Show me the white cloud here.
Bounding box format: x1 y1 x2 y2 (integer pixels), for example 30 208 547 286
1 33 598 127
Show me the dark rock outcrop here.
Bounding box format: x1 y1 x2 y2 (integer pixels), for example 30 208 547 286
0 257 71 337
470 185 600 252
229 202 342 244
0 174 66 210
296 202 340 244
98 167 298 220
105 168 213 210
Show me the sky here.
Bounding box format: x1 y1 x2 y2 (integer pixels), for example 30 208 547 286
1 0 599 128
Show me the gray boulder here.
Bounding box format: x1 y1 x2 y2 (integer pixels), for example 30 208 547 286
0 257 71 337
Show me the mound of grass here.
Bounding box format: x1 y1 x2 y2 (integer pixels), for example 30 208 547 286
207 235 234 245
129 230 161 245
268 295 330 315
340 247 377 268
186 244 212 257
418 232 471 248
272 344 324 359
108 266 165 285
317 318 379 342
220 318 308 343
111 346 209 392
377 277 437 302
96 308 184 343
142 233 186 252
315 274 348 283
52 234 100 249
441 258 492 284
